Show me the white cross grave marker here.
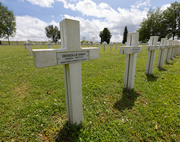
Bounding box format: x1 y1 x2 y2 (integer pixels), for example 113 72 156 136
47 40 55 49
172 41 179 58
178 41 180 55
109 42 113 50
157 38 167 69
177 41 180 55
32 19 99 125
88 42 91 47
170 41 176 60
26 40 33 56
174 41 179 57
145 36 159 75
102 41 107 51
165 40 173 64
37 42 40 49
96 42 100 47
115 43 118 50
24 41 28 49
119 32 142 90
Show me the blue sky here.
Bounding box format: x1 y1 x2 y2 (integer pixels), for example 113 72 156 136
0 0 176 42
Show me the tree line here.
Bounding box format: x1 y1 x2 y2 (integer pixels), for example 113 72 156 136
138 1 180 42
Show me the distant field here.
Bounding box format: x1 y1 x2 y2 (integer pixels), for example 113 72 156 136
0 44 179 141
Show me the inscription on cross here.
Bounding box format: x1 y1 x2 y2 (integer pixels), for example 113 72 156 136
32 19 99 125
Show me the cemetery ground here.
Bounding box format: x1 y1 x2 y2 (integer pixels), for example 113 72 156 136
0 44 180 141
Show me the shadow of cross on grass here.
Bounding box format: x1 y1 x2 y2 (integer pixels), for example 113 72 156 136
113 89 140 112
55 122 83 142
146 74 159 82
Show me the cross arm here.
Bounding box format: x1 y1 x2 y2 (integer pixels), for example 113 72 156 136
120 46 142 54
32 48 99 68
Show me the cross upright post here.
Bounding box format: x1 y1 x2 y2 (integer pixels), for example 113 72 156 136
115 43 118 50
119 32 142 90
32 19 99 125
157 38 167 69
177 41 180 55
170 41 177 60
47 40 52 49
145 36 159 75
164 40 173 64
109 42 113 50
26 40 33 56
102 41 107 51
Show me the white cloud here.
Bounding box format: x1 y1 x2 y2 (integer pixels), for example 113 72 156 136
161 4 170 11
26 0 54 7
58 0 148 42
131 0 150 9
6 16 59 41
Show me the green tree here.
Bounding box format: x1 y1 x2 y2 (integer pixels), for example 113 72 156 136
138 8 166 42
0 2 16 44
99 28 112 44
138 2 180 42
45 25 60 43
163 1 180 39
122 26 128 44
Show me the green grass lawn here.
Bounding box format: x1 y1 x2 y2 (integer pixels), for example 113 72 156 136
0 44 180 141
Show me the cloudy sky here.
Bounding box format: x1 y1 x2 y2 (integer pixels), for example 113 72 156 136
0 0 175 42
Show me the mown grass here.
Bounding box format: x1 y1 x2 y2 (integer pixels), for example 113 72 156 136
0 44 179 141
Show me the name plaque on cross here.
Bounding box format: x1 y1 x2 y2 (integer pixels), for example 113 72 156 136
57 51 89 65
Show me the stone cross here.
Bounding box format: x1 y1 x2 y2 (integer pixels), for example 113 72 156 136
178 41 180 55
115 43 118 50
37 42 40 49
109 42 113 50
96 42 100 47
145 36 159 75
170 41 176 60
32 19 99 125
24 41 28 49
165 40 173 64
102 41 107 51
92 37 95 44
83 42 86 47
25 40 33 56
119 32 142 90
47 40 55 49
88 42 91 47
157 38 167 69
172 41 179 58
177 41 180 55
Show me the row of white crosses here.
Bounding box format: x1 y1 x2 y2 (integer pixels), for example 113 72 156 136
32 19 99 125
25 40 61 55
102 42 122 51
146 37 180 75
32 18 180 125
